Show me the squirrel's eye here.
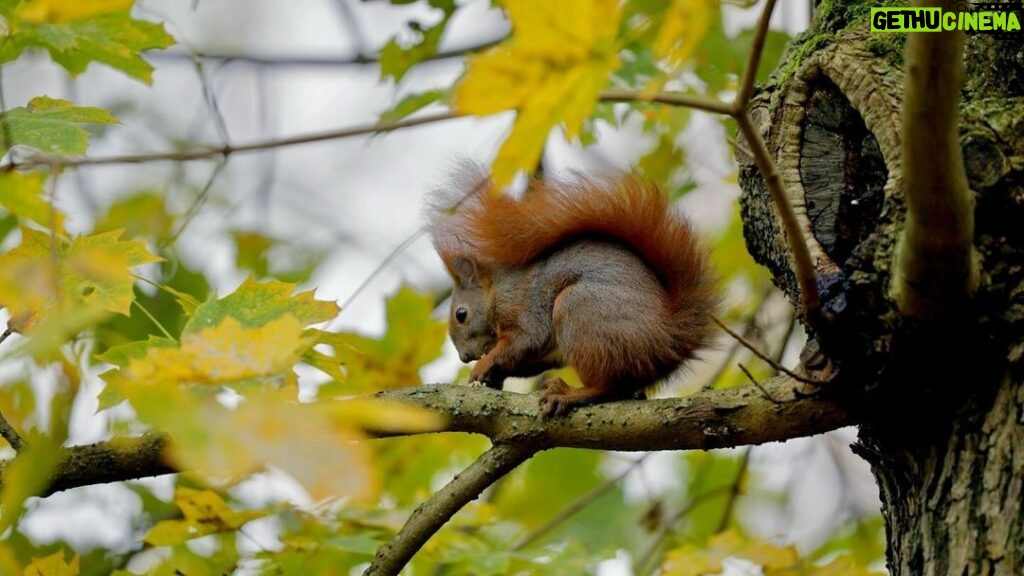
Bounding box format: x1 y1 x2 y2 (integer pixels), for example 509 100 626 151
455 307 468 323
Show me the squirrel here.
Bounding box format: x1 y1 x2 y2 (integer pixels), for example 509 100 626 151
427 166 720 417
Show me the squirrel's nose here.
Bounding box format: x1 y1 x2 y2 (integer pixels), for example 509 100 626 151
460 352 473 363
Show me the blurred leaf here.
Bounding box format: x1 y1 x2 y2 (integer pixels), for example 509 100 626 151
24 550 79 576
0 432 63 535
144 487 267 546
637 132 685 185
653 0 717 72
493 449 642 553
318 286 446 393
810 516 886 567
454 0 622 183
0 96 118 155
120 388 380 500
93 192 174 242
139 538 239 576
373 434 489 507
379 89 449 123
379 0 457 83
0 171 64 231
183 277 337 334
679 451 747 539
0 7 175 83
230 231 325 284
662 529 797 576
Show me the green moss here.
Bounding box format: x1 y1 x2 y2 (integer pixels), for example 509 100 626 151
774 32 835 86
865 33 905 68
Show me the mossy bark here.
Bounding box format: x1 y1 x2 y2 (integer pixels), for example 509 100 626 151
737 1 1024 573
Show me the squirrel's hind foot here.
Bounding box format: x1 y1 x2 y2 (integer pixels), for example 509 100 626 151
539 376 607 418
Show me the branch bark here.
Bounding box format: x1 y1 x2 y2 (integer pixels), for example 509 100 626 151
364 442 538 576
0 379 851 496
891 0 976 318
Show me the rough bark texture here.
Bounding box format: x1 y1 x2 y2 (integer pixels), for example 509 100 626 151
737 1 1024 574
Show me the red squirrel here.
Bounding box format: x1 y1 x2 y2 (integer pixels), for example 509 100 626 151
428 167 719 417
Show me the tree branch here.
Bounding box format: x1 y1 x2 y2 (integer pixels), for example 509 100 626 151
0 433 173 497
0 410 24 452
10 112 459 169
0 378 851 497
891 0 976 318
365 442 538 576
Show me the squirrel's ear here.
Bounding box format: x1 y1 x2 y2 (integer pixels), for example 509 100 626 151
452 256 481 286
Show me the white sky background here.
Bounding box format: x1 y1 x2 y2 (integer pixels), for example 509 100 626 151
2 0 882 573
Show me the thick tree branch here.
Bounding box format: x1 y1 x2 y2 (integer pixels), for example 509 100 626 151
0 380 851 497
891 0 976 318
372 378 850 451
0 433 174 497
365 442 538 576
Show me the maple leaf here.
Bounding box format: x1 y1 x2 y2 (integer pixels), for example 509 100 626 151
0 227 159 333
454 0 622 183
0 1 175 83
0 96 119 156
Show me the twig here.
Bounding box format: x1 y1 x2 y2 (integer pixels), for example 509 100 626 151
12 112 459 170
734 0 779 111
599 90 734 116
163 157 227 247
714 448 751 532
712 316 817 384
193 58 231 145
143 38 504 69
735 110 822 329
365 442 539 576
512 453 651 550
0 410 24 452
738 363 784 405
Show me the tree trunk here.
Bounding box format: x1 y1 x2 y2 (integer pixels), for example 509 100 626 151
737 2 1024 574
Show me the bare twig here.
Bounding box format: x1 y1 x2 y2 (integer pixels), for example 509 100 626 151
164 156 228 247
599 90 734 116
11 112 459 170
714 448 751 532
193 58 231 145
735 110 823 328
738 363 785 405
365 442 539 576
712 316 817 384
143 38 503 69
734 0 779 111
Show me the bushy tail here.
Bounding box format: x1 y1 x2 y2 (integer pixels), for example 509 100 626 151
433 167 719 360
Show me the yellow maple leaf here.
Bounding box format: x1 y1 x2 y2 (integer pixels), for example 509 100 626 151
454 0 622 184
144 487 269 546
16 0 133 23
0 227 159 333
116 315 308 387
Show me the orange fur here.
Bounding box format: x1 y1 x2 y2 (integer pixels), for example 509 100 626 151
428 165 720 416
